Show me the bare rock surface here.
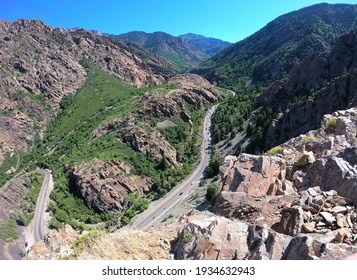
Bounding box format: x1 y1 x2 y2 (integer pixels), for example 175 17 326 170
69 159 155 212
221 107 357 206
172 211 357 260
136 74 220 121
220 154 289 196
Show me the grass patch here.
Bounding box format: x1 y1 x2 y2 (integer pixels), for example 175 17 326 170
325 118 337 133
300 136 318 144
267 146 282 156
0 219 19 242
183 233 193 244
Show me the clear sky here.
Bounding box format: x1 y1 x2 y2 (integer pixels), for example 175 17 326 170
1 0 357 43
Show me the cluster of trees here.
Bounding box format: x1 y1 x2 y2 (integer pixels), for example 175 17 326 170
211 91 255 145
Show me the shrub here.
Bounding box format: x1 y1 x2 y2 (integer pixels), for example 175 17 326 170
205 184 219 202
183 233 193 244
326 118 337 133
206 156 221 178
267 146 282 156
0 219 19 242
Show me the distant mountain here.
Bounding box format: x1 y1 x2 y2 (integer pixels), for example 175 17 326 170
110 31 230 72
110 31 208 71
196 3 357 90
179 33 231 57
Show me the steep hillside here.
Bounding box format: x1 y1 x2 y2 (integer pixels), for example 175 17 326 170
23 69 222 231
197 3 357 90
0 19 173 179
210 30 357 157
178 33 231 57
112 31 209 71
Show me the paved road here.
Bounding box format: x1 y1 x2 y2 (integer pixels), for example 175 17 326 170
130 105 218 230
26 169 53 247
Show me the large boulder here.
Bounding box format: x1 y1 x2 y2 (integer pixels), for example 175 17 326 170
220 154 289 196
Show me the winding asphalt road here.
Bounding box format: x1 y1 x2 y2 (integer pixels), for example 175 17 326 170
26 169 53 247
130 105 218 230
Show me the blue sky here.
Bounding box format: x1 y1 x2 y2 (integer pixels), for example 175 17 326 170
1 0 357 42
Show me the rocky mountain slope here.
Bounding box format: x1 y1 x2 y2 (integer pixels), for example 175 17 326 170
63 74 221 214
196 3 357 90
259 29 357 149
0 19 174 173
112 31 215 71
178 33 231 57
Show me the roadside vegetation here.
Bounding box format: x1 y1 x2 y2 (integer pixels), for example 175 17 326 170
16 173 44 226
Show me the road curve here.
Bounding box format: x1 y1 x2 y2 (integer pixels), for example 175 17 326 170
26 169 53 247
130 105 218 230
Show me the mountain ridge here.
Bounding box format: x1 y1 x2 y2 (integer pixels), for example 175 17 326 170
110 31 230 71
196 3 357 90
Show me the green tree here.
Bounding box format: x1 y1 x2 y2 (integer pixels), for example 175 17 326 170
205 184 219 202
206 156 221 178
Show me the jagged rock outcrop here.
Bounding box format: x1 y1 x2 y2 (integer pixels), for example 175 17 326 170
93 115 178 166
211 107 357 259
173 211 357 260
221 107 357 205
136 74 220 121
213 191 297 227
173 211 250 260
219 154 292 196
261 30 357 148
276 187 357 243
25 225 80 260
69 159 155 212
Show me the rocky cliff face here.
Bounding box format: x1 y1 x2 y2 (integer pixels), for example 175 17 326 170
206 107 357 259
137 74 220 121
261 30 357 148
69 159 155 212
221 107 357 205
173 210 357 260
0 19 172 169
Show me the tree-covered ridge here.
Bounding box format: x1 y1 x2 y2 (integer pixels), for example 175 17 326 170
197 3 357 91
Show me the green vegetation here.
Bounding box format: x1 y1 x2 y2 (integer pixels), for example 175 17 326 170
0 218 19 242
267 146 282 156
205 184 219 203
72 230 102 255
200 4 357 91
326 118 337 133
206 155 221 178
162 214 174 222
159 51 191 73
300 136 318 144
211 91 258 149
120 192 150 225
183 232 193 244
0 150 20 185
16 173 44 226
